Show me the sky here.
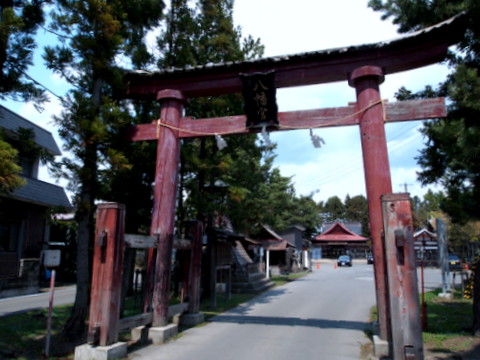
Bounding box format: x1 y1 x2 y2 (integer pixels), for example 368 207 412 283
0 0 449 203
233 0 449 203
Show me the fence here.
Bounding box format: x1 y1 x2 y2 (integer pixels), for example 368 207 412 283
86 203 203 347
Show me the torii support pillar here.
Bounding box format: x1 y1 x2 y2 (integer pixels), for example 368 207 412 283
87 203 126 346
147 89 186 327
180 220 205 327
349 66 392 342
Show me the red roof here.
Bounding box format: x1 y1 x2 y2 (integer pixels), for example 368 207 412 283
313 222 368 243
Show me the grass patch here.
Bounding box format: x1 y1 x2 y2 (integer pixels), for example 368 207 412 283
422 288 479 354
0 304 73 359
370 288 480 357
199 293 259 320
424 288 472 335
270 271 308 287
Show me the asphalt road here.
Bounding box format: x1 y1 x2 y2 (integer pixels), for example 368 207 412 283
0 264 447 359
129 263 377 360
0 285 76 317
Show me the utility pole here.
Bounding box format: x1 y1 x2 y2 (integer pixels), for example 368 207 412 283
400 183 413 192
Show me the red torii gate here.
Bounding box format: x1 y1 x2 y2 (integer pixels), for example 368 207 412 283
123 13 464 351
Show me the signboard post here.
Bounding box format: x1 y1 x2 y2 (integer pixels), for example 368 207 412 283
43 249 61 358
437 218 451 297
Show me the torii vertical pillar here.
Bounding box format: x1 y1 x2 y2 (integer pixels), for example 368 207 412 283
149 89 186 327
349 66 392 341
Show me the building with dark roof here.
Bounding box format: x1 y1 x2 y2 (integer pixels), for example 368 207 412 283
0 105 72 298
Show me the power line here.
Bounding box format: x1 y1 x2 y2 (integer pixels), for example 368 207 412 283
289 123 423 193
22 70 63 100
299 124 419 187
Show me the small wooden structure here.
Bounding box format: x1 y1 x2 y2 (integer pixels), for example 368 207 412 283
414 228 438 266
312 222 369 259
280 225 311 271
81 204 203 353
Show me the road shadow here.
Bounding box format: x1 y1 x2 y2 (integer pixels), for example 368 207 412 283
210 313 369 331
224 288 290 315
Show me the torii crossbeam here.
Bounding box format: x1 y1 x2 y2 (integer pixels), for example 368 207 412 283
123 13 465 350
129 98 445 141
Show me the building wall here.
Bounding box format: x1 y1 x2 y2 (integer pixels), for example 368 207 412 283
0 198 46 296
0 198 46 259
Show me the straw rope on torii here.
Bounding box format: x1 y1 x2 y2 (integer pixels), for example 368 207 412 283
129 97 446 141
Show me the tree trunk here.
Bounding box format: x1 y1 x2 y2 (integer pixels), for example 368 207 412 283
61 203 92 340
62 78 102 340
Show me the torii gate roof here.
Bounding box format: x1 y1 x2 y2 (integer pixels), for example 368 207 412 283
124 13 466 99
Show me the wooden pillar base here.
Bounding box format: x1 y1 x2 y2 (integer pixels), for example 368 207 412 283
148 324 178 345
131 325 149 344
180 312 205 327
74 342 127 360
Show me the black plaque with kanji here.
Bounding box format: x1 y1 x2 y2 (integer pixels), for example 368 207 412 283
240 71 278 129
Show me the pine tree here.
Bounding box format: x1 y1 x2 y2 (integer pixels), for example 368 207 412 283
157 0 274 236
0 0 47 102
44 0 164 339
0 1 48 194
322 196 346 222
344 194 370 238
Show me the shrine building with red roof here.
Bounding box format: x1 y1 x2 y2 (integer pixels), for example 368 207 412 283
311 222 370 259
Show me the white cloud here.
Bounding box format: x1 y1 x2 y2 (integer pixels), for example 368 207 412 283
233 0 448 203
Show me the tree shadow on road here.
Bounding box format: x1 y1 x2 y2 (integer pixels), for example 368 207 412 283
223 288 290 315
210 313 369 331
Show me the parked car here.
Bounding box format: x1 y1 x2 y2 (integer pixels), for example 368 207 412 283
448 254 462 271
337 255 352 267
367 255 374 264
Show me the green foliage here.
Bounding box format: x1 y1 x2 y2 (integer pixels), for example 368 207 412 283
423 289 472 335
369 2 480 337
321 195 345 222
0 304 73 359
43 0 165 339
344 194 370 238
367 0 468 33
288 196 322 237
154 0 320 238
0 135 24 194
411 190 446 229
369 1 480 224
0 2 49 191
318 194 370 237
15 127 54 164
270 271 308 287
0 126 54 193
158 0 198 68
0 1 48 103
